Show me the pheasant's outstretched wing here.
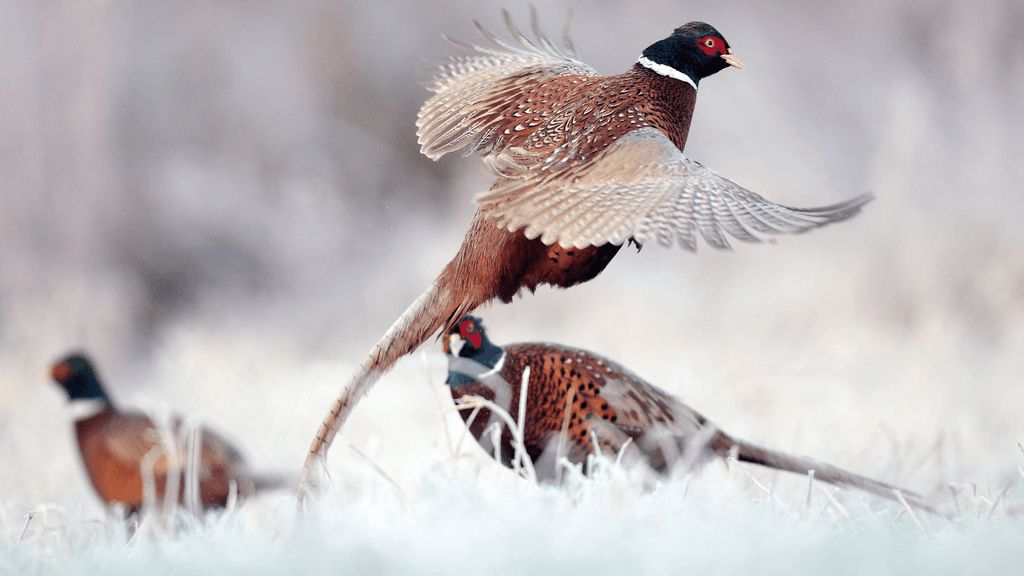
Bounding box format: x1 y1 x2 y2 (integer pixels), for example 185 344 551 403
478 127 874 250
417 8 597 160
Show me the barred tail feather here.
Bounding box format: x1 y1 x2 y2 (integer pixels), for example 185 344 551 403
298 281 453 501
732 437 940 516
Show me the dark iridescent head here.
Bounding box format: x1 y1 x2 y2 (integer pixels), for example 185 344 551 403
639 22 743 87
51 353 112 404
444 316 504 374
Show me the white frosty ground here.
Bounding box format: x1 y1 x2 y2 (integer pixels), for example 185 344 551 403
4 348 1024 575
4 451 1024 575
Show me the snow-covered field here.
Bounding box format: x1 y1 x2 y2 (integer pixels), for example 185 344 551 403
6 450 1024 575
2 0 1024 573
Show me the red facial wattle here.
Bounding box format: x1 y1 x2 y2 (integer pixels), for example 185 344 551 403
696 35 726 56
52 361 73 384
459 321 483 349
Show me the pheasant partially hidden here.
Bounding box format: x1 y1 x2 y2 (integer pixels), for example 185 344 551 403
444 317 933 512
51 354 285 514
300 11 873 493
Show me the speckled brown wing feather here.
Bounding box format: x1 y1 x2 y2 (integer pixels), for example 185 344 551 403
483 342 718 475
95 413 160 468
417 8 597 161
478 127 875 250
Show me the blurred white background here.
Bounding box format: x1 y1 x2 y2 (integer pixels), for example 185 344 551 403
1 0 1023 524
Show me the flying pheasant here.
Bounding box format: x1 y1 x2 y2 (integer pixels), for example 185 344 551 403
299 11 873 494
51 353 287 514
444 316 934 513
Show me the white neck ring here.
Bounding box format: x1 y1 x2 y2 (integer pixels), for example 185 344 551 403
637 55 697 90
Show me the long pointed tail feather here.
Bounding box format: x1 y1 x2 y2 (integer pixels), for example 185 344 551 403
731 436 940 516
298 281 452 501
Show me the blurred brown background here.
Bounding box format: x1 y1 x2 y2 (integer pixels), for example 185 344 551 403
1 0 1022 511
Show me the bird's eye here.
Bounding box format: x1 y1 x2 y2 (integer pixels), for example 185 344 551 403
466 324 476 333
705 38 715 47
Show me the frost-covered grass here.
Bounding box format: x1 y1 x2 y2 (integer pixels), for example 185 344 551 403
5 452 1024 575
4 263 1024 574
4 346 1024 575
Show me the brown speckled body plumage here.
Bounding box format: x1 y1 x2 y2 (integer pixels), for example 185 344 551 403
73 406 254 513
445 316 937 514
441 66 698 162
299 13 873 495
51 354 285 514
450 342 728 474
440 212 623 308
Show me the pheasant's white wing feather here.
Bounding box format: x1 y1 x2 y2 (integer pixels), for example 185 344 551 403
477 127 873 250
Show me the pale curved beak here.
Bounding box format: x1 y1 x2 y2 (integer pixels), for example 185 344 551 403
721 48 744 70
444 333 465 355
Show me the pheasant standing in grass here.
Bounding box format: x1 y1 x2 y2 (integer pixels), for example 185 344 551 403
444 316 934 513
51 353 287 514
299 11 873 493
